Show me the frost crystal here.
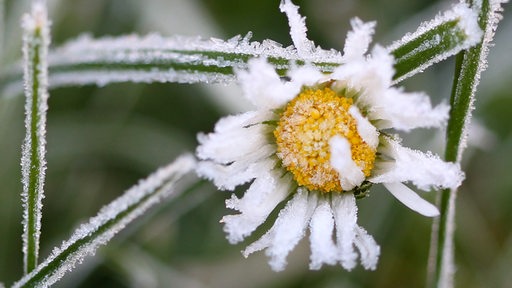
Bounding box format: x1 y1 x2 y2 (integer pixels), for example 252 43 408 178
13 155 196 288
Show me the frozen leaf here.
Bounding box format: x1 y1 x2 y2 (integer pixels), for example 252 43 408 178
13 155 196 288
389 2 482 83
20 2 50 274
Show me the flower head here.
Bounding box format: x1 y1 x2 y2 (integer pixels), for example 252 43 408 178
196 0 464 272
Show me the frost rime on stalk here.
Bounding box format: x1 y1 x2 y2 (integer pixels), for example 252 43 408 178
433 1 509 288
20 3 50 274
13 155 196 288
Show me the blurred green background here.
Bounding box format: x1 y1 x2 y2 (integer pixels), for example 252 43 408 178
0 0 510 287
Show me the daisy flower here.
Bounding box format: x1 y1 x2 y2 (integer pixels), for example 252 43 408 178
196 0 464 272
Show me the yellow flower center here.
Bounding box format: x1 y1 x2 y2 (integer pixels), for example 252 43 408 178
274 87 376 193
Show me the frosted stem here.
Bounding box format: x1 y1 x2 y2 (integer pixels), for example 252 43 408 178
20 2 50 275
0 8 482 97
13 155 197 288
428 1 507 287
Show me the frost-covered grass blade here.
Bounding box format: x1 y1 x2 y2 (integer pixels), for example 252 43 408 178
388 2 482 83
12 155 196 288
428 1 508 288
20 2 50 274
0 2 484 97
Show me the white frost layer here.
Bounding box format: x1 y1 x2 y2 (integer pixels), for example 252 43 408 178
13 155 196 288
388 2 482 83
20 1 51 273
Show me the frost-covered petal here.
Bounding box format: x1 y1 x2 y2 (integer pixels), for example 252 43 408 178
371 137 465 190
343 18 376 61
287 64 326 87
331 193 358 270
333 45 394 98
279 0 315 57
349 106 379 149
222 172 293 243
309 198 337 269
237 58 300 109
353 226 380 270
197 125 274 164
196 158 276 190
243 188 318 271
329 136 365 190
369 88 450 131
383 182 440 217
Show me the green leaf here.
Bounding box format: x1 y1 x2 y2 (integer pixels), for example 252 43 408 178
13 155 196 288
428 1 507 287
20 3 50 274
389 2 482 83
0 3 482 97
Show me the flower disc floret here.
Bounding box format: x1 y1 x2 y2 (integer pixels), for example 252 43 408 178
274 87 376 193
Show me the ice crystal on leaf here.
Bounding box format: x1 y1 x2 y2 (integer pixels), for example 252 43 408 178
196 0 466 272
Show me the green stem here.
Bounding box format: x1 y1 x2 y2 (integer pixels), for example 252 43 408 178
429 0 503 287
23 24 43 275
21 4 50 275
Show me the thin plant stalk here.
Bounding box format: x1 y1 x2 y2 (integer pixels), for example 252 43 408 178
20 3 50 274
428 0 506 287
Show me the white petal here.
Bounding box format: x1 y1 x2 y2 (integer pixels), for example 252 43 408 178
349 106 379 149
196 158 275 190
279 0 315 57
353 226 380 270
197 125 274 164
329 136 365 190
343 18 376 61
331 193 358 270
211 110 273 133
369 88 450 131
237 58 300 109
243 188 318 271
309 198 337 270
383 182 440 217
333 45 394 98
371 137 465 190
287 64 325 87
222 172 292 243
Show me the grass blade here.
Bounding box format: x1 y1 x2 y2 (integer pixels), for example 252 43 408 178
428 1 508 288
0 3 482 97
13 154 196 288
20 2 50 274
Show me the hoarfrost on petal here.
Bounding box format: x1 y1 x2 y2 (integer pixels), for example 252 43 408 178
332 193 358 270
349 106 379 149
343 18 376 61
196 158 276 191
196 123 274 164
223 172 293 243
279 0 316 58
309 198 338 269
243 189 317 271
383 182 440 217
371 89 450 131
353 226 380 270
371 137 465 190
329 136 365 191
237 58 300 109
